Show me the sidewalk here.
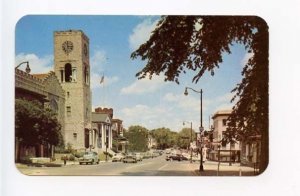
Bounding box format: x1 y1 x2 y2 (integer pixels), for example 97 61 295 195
190 161 257 176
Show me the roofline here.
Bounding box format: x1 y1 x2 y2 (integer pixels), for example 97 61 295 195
212 110 232 119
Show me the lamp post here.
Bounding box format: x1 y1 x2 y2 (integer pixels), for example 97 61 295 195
183 121 193 163
184 87 204 172
15 61 31 73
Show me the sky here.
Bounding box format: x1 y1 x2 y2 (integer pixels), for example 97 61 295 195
15 15 250 132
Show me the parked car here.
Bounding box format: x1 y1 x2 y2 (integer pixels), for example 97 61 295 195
166 154 188 161
112 153 125 162
142 152 152 159
123 154 137 163
79 151 99 165
134 153 143 161
151 152 160 158
181 153 191 160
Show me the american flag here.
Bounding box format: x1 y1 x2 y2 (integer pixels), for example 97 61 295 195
100 75 104 84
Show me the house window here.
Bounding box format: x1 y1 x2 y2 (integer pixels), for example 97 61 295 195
73 133 77 140
222 119 227 126
50 99 58 114
66 106 71 117
230 142 235 149
67 92 70 98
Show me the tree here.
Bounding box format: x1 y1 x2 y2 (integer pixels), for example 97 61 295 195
131 16 268 173
15 98 63 160
176 128 196 149
124 125 149 152
150 127 177 149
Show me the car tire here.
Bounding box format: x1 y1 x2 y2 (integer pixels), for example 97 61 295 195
79 162 82 165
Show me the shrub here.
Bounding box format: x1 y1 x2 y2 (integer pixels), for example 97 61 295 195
68 155 75 161
73 152 84 158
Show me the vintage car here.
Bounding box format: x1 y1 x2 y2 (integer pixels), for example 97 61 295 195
123 154 137 163
166 154 188 161
134 153 143 161
79 151 99 165
112 153 125 162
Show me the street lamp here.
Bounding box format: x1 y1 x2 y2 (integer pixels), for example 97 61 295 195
15 61 31 74
183 121 193 163
184 87 204 172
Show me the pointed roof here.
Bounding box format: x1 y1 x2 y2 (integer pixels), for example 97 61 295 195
92 112 111 123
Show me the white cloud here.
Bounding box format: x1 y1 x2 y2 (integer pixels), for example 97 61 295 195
129 18 159 50
120 74 169 95
163 92 209 112
215 92 234 103
119 102 207 132
91 49 107 73
15 53 53 73
241 52 254 67
211 93 236 114
120 104 173 130
91 73 119 89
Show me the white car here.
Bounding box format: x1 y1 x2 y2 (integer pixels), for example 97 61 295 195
134 153 143 161
112 153 125 162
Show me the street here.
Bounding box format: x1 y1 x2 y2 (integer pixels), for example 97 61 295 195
17 155 199 176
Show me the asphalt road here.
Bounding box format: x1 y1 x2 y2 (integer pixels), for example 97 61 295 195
18 155 199 176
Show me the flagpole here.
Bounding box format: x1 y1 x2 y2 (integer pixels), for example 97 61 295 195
100 73 105 108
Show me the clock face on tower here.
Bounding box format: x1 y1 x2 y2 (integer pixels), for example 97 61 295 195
62 41 74 55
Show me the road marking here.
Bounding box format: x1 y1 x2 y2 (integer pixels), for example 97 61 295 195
158 164 168 170
126 162 151 169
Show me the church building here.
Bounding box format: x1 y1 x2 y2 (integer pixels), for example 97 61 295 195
53 30 92 151
15 30 118 161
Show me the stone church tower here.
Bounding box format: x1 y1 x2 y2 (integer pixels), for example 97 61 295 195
54 30 92 150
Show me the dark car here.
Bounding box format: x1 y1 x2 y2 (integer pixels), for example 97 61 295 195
166 154 188 161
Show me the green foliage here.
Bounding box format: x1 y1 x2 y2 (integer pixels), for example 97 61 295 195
68 154 75 161
131 16 268 173
176 128 196 149
15 98 63 147
124 125 149 152
150 127 177 149
73 151 85 158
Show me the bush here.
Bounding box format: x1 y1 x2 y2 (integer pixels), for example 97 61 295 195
21 156 33 164
73 152 84 158
68 154 75 161
61 155 68 161
103 151 113 158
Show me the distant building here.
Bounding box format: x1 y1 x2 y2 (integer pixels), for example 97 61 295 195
92 107 127 153
210 110 240 162
91 112 113 150
148 135 157 149
212 110 239 150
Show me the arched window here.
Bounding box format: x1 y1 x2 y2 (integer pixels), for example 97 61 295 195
65 63 72 82
50 99 58 114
